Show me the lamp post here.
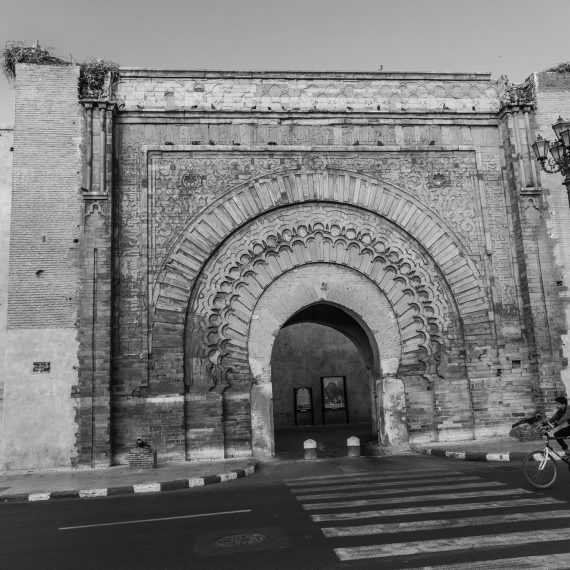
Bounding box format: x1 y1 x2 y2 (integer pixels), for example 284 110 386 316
532 116 570 206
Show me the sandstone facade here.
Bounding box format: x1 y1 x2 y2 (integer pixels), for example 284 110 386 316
0 63 568 470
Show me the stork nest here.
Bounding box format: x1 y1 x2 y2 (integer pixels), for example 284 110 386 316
546 62 570 73
79 58 119 99
1 41 68 81
2 41 119 99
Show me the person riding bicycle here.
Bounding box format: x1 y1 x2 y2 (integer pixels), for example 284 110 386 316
543 396 570 456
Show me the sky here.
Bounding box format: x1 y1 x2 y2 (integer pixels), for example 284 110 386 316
1 0 570 126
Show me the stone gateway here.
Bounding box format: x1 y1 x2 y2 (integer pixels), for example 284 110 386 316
0 63 569 470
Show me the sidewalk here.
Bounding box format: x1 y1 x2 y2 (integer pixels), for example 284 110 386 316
413 435 549 462
0 459 256 503
0 434 551 503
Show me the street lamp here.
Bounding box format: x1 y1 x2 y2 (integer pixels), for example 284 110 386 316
532 116 570 205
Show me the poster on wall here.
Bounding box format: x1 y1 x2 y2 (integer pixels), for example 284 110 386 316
322 376 346 409
321 376 348 424
293 387 314 426
295 387 312 412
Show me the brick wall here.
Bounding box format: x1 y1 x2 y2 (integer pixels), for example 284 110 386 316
8 64 83 328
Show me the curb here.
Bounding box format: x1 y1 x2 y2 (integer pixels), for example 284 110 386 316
0 464 256 503
417 448 554 463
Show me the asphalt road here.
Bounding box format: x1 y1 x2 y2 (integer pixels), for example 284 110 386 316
2 455 570 569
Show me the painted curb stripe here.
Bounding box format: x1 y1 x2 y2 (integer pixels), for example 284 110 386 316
465 452 489 461
107 485 135 496
160 479 189 491
133 483 161 494
0 464 256 503
51 490 81 500
446 451 466 459
0 493 29 502
219 472 238 482
419 447 565 462
79 489 108 498
28 492 51 502
485 453 510 462
203 474 222 485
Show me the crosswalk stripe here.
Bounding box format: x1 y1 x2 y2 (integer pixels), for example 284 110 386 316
311 497 563 521
302 488 531 510
321 509 570 536
290 476 483 494
286 472 465 488
410 552 570 569
334 528 570 561
297 481 505 501
283 469 450 484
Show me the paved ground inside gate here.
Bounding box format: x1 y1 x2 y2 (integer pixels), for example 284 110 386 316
274 422 379 458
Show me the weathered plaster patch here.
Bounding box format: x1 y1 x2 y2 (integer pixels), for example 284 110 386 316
0 328 79 471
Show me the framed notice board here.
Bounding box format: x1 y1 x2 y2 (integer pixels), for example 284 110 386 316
293 387 314 426
321 376 348 424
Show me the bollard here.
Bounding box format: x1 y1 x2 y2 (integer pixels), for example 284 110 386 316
304 439 317 460
347 436 360 458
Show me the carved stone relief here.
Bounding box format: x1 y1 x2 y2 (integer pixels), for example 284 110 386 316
185 203 456 387
148 151 480 279
116 76 501 113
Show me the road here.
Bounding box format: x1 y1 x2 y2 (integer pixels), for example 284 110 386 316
2 455 570 569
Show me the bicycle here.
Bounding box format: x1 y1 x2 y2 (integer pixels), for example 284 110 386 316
522 421 570 489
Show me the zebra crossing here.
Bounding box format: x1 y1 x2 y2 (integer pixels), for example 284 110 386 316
285 467 570 568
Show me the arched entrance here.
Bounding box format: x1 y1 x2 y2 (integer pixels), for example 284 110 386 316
271 303 376 456
168 173 486 460
248 263 406 458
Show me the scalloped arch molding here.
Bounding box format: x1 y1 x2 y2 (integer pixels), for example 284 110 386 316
186 203 459 385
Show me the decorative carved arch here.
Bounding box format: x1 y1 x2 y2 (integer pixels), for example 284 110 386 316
151 169 492 385
185 203 463 386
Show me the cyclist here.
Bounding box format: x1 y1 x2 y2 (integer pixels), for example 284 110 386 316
544 396 570 456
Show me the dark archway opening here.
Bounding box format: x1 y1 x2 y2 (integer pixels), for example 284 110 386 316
271 303 376 458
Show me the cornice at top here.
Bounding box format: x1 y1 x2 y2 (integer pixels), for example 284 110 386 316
115 71 501 114
119 68 493 82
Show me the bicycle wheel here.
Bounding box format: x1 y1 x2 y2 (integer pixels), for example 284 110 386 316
523 450 557 489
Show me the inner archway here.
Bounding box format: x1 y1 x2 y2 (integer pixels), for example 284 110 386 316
248 263 403 458
271 304 376 457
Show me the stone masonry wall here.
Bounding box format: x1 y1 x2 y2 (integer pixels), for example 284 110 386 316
109 70 542 459
5 66 566 468
532 71 570 395
497 100 564 420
